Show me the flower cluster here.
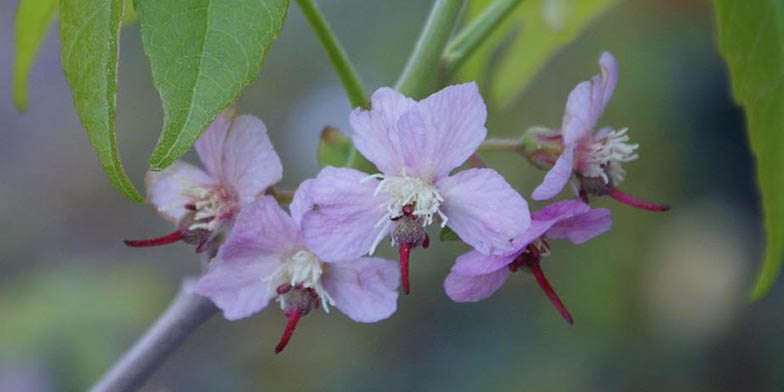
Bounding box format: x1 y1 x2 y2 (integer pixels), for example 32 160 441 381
125 52 667 353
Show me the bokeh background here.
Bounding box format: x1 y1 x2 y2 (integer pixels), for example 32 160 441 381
1 0 781 391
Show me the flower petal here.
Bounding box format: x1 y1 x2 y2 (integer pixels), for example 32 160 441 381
194 110 232 177
561 52 618 144
443 267 510 302
546 207 612 244
350 88 416 175
322 257 399 322
396 82 487 180
531 145 574 200
218 196 300 261
438 168 529 255
220 115 283 206
450 249 516 276
145 161 216 224
289 178 315 227
195 253 281 320
301 167 389 262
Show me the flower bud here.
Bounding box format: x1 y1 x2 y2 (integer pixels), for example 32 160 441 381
521 126 564 170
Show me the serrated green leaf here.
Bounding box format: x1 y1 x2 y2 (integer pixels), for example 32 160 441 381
712 1 784 300
59 0 143 202
318 126 352 167
461 0 620 107
137 0 289 171
440 226 462 242
12 0 58 111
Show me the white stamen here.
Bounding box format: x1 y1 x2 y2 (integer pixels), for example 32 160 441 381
585 128 639 184
363 169 447 254
265 249 335 312
182 186 233 232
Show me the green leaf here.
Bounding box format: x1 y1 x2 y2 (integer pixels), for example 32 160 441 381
317 126 352 167
440 226 462 242
59 0 143 202
137 0 289 170
12 0 58 111
713 0 784 300
460 0 620 107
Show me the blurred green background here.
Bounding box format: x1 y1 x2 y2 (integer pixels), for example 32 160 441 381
1 0 781 390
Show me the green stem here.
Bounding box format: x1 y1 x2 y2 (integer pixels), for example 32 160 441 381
442 0 524 75
395 0 465 98
295 0 369 108
478 137 524 152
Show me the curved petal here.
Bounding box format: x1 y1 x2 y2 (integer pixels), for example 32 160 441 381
350 88 416 175
593 52 618 118
396 82 487 181
546 207 612 244
512 199 590 247
443 267 510 302
218 196 300 261
194 111 232 177
145 162 215 224
220 115 283 206
438 168 530 255
560 52 618 144
195 253 281 320
289 178 315 227
531 145 574 200
451 249 516 276
322 257 399 322
300 167 389 262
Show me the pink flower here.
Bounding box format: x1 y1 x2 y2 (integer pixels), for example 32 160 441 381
195 188 399 353
529 52 669 212
124 110 283 254
296 83 530 294
443 200 611 324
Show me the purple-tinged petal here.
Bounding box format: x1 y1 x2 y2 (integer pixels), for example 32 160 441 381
396 82 487 180
560 52 618 144
145 162 216 224
350 88 416 175
322 257 399 322
438 168 529 255
531 199 590 221
219 196 300 261
593 52 618 118
531 145 574 200
546 207 612 244
220 115 283 206
195 253 281 320
444 267 510 302
289 178 315 227
194 111 232 177
451 249 516 276
301 167 388 262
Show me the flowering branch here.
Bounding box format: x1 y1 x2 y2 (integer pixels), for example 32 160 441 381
89 281 218 392
441 0 525 75
395 0 465 98
294 0 369 109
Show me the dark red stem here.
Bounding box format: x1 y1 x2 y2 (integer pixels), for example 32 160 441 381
399 243 412 295
527 261 574 325
274 309 302 354
124 230 182 248
608 187 670 212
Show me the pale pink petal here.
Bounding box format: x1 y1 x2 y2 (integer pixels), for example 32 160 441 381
560 52 618 144
395 82 487 180
546 207 612 244
438 168 529 255
194 111 232 177
531 145 574 200
220 115 283 206
350 88 416 175
145 161 216 224
531 199 590 221
443 268 510 302
301 167 389 262
593 52 618 118
289 178 314 227
450 249 516 276
195 253 281 320
322 257 399 322
218 196 300 261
